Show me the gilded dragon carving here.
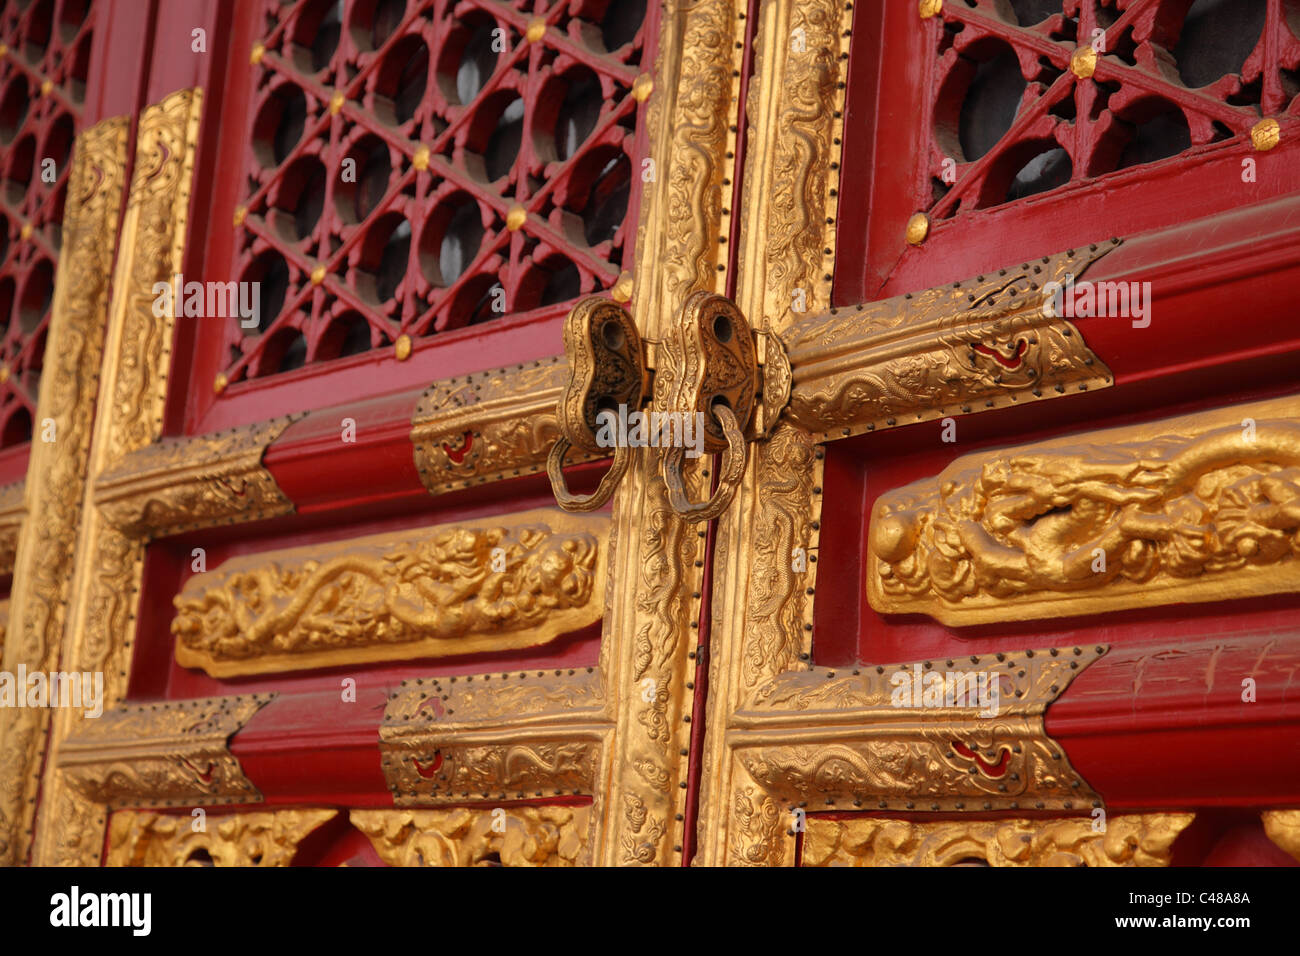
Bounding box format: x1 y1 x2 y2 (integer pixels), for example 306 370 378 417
172 509 607 676
870 395 1300 624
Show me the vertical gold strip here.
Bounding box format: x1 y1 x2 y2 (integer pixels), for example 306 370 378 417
593 0 746 866
0 115 130 865
695 0 852 866
30 89 203 866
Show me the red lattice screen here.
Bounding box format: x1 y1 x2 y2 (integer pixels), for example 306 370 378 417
923 0 1299 220
837 0 1300 302
216 0 648 390
0 0 96 452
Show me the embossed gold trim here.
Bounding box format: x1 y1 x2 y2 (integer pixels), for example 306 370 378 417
379 667 607 805
869 394 1300 625
29 89 204 867
173 508 609 676
731 646 1103 815
411 357 589 496
59 694 272 810
95 418 296 540
0 115 130 865
803 813 1194 867
783 245 1114 442
351 806 591 866
107 808 336 866
585 0 746 866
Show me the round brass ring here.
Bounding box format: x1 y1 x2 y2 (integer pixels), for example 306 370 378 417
661 404 746 522
547 438 631 512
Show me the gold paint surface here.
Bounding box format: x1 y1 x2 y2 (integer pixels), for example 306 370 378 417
905 212 929 245
1071 45 1097 79
173 508 608 676
1252 117 1281 152
870 394 1300 624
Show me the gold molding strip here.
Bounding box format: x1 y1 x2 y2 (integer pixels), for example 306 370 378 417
58 694 273 810
584 0 746 866
730 646 1104 813
0 114 130 865
803 813 1195 867
783 245 1115 442
1263 809 1300 861
351 806 591 866
107 809 336 866
29 88 205 866
694 0 854 868
411 357 592 496
95 417 297 540
870 393 1300 625
0 481 23 575
172 508 609 677
379 668 607 805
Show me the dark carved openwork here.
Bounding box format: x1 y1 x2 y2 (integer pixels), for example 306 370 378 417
0 0 96 448
223 0 649 381
926 0 1299 217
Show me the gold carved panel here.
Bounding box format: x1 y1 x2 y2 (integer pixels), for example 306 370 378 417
803 813 1195 867
107 809 336 866
173 507 609 676
869 394 1300 625
351 806 591 866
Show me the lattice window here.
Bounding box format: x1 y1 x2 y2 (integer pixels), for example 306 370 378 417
922 0 1300 220
0 0 94 448
221 0 648 385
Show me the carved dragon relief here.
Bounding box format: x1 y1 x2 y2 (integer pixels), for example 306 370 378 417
869 394 1300 625
172 508 608 676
